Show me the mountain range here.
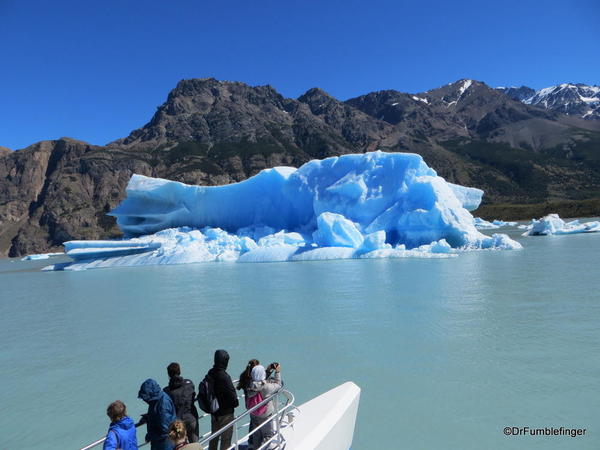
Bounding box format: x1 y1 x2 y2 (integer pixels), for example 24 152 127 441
1 78 599 257
497 83 600 120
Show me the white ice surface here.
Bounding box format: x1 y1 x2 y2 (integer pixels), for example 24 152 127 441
522 214 600 236
21 252 64 261
474 217 499 229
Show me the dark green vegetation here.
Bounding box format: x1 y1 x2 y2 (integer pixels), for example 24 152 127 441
441 140 551 200
475 198 600 221
441 136 600 203
1 78 599 256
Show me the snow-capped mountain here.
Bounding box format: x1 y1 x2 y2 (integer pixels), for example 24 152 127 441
496 86 535 102
498 83 600 119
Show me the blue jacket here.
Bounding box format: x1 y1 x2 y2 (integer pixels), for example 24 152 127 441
139 379 176 447
103 416 138 450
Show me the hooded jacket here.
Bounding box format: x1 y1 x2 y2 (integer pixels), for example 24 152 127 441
103 416 138 450
139 378 177 445
206 350 239 416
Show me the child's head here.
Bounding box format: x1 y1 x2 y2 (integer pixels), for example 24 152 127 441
106 400 126 423
168 420 187 444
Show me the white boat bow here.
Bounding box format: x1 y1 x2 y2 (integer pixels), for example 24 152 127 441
282 381 361 450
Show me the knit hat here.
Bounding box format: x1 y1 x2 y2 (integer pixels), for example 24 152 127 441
251 365 266 382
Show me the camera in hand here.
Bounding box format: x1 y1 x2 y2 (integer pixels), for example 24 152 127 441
266 362 279 376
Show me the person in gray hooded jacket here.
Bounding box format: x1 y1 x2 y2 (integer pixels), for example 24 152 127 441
245 363 282 449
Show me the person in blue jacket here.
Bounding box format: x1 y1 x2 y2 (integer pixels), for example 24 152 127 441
139 378 177 450
103 400 138 450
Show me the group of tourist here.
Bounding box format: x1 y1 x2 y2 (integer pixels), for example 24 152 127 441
102 349 283 450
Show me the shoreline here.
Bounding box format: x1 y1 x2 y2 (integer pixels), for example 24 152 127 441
474 198 600 221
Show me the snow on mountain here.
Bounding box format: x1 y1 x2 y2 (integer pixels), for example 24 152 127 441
498 83 600 119
446 79 473 107
411 96 428 104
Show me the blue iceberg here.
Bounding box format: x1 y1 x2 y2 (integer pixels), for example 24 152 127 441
448 183 483 212
48 151 521 271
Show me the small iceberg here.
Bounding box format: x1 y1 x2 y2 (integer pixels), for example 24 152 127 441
474 218 517 229
522 214 600 236
474 217 499 229
47 151 521 271
21 252 64 261
492 219 517 227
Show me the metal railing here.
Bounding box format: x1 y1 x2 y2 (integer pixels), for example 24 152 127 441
200 387 296 450
80 385 295 450
80 422 150 450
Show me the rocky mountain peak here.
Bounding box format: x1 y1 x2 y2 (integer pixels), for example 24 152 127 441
297 87 345 115
167 78 284 104
111 78 291 148
345 89 420 124
424 79 493 106
495 85 536 102
297 87 334 104
497 83 600 120
167 77 221 99
525 83 600 118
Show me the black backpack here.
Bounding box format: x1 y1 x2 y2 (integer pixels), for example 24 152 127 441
197 374 220 414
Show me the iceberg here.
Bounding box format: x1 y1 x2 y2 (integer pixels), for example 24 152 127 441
49 151 521 271
21 252 64 261
473 217 499 229
312 213 364 248
474 218 517 229
448 183 483 211
492 219 517 227
522 214 600 236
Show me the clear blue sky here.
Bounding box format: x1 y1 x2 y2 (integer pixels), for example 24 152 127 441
1 0 598 150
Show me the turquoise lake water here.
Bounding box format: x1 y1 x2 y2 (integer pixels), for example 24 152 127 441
1 223 599 449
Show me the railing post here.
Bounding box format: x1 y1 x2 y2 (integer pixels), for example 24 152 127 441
234 416 240 450
274 392 281 447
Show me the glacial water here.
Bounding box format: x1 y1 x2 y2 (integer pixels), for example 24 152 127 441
1 223 599 450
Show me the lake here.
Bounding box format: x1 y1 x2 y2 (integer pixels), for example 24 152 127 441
0 223 599 449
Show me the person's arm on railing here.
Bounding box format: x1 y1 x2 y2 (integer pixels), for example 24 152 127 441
102 430 117 450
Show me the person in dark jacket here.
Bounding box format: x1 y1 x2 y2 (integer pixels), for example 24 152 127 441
164 362 200 442
103 400 138 450
206 349 239 450
139 378 177 450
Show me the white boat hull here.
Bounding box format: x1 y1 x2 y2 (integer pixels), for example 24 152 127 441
281 381 361 450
